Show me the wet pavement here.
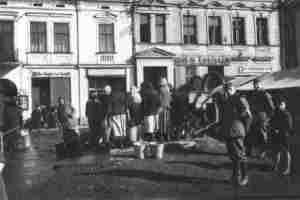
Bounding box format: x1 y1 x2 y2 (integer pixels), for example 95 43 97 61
2 129 300 200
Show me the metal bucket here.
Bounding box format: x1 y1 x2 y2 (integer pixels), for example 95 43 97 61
155 143 165 159
128 126 139 143
134 143 146 159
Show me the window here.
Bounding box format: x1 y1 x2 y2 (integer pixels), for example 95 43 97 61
98 23 115 52
183 15 197 44
232 17 245 45
208 16 222 45
185 66 197 82
30 22 47 52
54 23 70 53
256 17 269 45
156 14 166 43
0 21 14 61
140 14 151 42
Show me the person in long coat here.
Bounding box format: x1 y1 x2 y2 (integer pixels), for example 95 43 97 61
158 78 172 141
221 82 252 186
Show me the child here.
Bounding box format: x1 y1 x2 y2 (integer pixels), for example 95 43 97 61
270 96 293 175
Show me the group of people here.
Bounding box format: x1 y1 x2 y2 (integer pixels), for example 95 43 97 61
219 79 293 187
30 105 57 129
85 78 173 149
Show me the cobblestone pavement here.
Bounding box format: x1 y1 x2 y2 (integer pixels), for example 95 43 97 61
3 129 300 200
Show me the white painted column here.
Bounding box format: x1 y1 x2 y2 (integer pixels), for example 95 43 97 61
150 14 156 43
136 60 144 87
135 13 140 42
197 11 207 44
196 66 208 77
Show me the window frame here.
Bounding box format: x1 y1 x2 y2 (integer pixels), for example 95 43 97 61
140 13 151 43
30 21 47 53
208 16 222 45
53 22 70 53
256 17 269 46
0 20 14 61
183 15 197 44
98 23 115 53
155 14 166 43
232 17 246 45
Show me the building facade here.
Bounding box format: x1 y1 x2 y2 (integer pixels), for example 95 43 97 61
0 0 281 123
133 0 281 90
0 0 133 122
280 0 300 69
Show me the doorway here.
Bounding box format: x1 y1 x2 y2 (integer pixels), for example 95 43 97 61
143 67 167 89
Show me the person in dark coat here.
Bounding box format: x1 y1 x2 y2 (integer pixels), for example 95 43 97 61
140 82 161 141
246 79 275 156
86 91 104 147
0 78 22 200
31 105 43 130
270 96 293 175
221 82 252 186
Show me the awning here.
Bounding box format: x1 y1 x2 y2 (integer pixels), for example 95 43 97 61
238 68 300 90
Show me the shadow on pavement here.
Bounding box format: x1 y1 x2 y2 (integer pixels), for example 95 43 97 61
86 169 231 185
166 161 272 172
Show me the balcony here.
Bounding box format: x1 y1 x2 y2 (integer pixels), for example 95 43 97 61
26 52 75 65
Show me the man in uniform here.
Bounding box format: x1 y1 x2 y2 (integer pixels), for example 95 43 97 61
221 82 252 186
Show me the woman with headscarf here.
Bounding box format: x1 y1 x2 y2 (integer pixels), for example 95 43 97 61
127 86 143 143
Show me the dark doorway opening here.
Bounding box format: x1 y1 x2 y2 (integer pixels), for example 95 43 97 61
143 67 167 89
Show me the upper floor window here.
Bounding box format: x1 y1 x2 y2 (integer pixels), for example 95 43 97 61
30 22 47 53
156 14 166 43
256 17 269 46
208 16 222 45
183 15 197 44
232 17 245 45
140 14 151 43
0 21 14 61
54 23 70 53
98 23 115 53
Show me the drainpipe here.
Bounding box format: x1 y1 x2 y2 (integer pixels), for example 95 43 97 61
75 0 82 124
131 3 137 86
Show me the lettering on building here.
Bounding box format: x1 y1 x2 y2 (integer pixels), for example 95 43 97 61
175 55 231 66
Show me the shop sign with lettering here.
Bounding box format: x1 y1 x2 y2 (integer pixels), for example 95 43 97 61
175 55 231 66
32 72 71 77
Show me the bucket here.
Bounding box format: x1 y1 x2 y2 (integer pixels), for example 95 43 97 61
128 126 139 143
135 143 146 159
155 143 165 159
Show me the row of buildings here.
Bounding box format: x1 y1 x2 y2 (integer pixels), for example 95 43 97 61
0 0 286 122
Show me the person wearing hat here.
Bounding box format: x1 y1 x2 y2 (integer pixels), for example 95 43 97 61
221 82 252 186
269 96 293 175
246 79 275 157
158 77 172 141
0 78 22 200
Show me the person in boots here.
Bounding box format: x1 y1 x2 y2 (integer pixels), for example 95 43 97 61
221 82 252 186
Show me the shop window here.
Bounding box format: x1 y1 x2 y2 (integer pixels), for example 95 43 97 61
54 23 70 53
156 14 166 43
256 17 269 46
98 23 115 53
208 16 222 45
140 14 151 43
0 20 14 61
183 15 197 44
232 17 245 45
30 22 47 53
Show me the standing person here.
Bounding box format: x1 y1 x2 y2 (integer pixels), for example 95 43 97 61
246 79 275 157
57 97 66 128
221 82 252 186
0 79 22 200
270 96 293 175
140 82 161 142
31 105 43 130
158 78 172 141
127 86 143 143
85 91 104 148
110 85 127 147
100 85 113 146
